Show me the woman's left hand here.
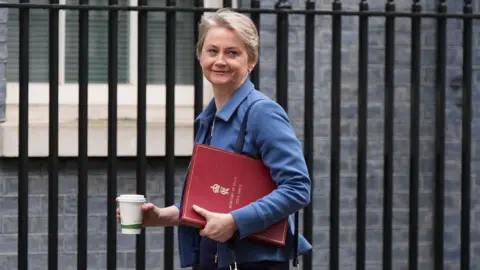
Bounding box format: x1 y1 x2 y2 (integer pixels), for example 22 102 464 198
193 204 237 242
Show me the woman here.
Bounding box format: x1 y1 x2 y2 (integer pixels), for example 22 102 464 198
117 8 312 270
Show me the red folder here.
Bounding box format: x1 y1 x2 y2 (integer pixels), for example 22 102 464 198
179 143 288 247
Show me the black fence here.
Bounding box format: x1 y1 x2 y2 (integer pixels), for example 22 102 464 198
0 0 477 270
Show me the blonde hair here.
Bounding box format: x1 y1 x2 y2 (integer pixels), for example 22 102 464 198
196 8 259 65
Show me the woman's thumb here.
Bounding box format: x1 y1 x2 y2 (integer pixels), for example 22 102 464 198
193 205 210 218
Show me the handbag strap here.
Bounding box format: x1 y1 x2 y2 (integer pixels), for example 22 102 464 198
234 99 262 154
231 99 300 269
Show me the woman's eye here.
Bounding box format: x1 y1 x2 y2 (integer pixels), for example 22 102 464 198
207 49 217 54
228 51 238 57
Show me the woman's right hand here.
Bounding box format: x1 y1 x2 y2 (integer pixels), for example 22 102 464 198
116 202 180 227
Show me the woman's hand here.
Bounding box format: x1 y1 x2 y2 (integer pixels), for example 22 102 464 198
116 200 179 227
193 204 237 242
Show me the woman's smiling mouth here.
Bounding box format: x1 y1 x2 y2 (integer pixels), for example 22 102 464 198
213 70 229 75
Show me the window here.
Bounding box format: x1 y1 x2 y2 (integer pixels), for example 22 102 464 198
6 0 211 106
2 0 232 157
64 0 130 84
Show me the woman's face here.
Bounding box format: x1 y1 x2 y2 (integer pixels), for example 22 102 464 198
199 27 254 89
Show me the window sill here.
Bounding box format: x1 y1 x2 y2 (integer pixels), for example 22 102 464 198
0 103 197 157
0 83 213 157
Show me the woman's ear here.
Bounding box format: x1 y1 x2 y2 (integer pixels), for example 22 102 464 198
248 63 256 73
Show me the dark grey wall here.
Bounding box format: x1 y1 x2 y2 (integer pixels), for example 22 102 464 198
0 158 190 269
1 0 479 269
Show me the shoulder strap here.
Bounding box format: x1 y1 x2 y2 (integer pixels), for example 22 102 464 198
234 99 263 154
231 99 300 269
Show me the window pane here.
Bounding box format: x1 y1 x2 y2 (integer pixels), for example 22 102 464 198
147 1 194 85
64 0 129 83
7 0 50 83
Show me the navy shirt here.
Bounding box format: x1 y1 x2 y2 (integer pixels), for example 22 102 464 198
198 115 221 270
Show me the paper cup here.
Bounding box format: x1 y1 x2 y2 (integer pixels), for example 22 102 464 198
118 194 146 234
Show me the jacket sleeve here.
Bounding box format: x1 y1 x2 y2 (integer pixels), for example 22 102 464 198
230 100 311 239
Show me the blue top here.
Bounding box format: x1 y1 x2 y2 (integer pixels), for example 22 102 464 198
174 79 312 268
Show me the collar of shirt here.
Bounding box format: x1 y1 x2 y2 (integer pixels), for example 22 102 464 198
195 79 255 125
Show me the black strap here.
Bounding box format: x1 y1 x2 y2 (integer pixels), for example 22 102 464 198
234 99 262 154
230 99 300 268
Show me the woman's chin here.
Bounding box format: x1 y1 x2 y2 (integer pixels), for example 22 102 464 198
208 77 231 85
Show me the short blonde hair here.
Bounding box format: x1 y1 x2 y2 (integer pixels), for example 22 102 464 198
196 8 259 65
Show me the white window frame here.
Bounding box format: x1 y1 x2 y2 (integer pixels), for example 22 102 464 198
1 0 237 157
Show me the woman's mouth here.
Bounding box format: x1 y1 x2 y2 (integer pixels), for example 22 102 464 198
213 70 228 74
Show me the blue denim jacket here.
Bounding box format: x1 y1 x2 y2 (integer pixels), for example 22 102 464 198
173 79 312 268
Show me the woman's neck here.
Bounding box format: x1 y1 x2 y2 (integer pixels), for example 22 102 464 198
213 87 234 112
212 81 243 112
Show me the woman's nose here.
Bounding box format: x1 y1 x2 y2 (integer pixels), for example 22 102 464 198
214 52 228 61
213 57 227 66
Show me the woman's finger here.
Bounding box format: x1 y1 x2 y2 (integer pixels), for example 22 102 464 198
199 228 208 237
141 203 154 211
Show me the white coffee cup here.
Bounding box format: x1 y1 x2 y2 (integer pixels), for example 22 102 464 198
117 194 146 234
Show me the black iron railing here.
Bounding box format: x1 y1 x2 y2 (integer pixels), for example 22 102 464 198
0 0 477 270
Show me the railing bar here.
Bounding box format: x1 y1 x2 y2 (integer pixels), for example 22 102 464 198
273 1 293 265
222 0 231 8
330 1 342 270
48 1 60 270
302 1 315 270
164 1 176 270
193 0 204 138
460 1 473 269
434 1 447 270
356 2 369 270
2 3 480 18
18 1 30 270
77 0 89 269
409 2 421 270
275 1 290 111
249 0 260 88
107 0 119 269
383 2 395 270
136 0 148 269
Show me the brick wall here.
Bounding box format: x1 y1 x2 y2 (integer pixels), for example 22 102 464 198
0 158 191 269
1 0 479 269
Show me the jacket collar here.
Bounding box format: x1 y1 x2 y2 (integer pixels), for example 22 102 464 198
195 79 255 123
